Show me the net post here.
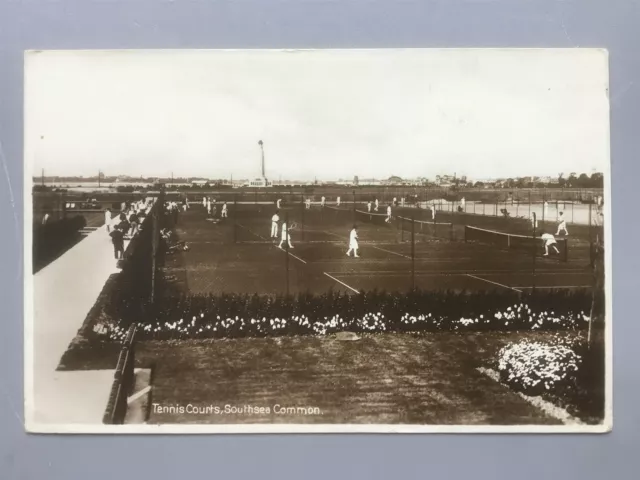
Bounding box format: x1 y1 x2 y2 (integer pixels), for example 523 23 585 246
285 212 290 296
531 212 537 293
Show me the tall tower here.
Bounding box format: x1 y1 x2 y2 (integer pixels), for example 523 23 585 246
258 140 265 179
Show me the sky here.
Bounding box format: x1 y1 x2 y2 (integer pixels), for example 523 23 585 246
25 49 610 181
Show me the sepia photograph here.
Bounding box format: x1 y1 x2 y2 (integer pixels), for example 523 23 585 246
24 48 611 433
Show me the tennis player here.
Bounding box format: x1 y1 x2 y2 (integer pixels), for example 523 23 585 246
207 198 212 215
277 198 282 209
556 212 569 236
306 198 311 209
336 196 341 207
202 196 207 208
271 211 280 238
541 233 561 256
385 204 392 223
278 220 294 249
393 197 397 207
367 201 372 212
321 196 326 208
374 198 379 212
346 225 359 257
221 202 228 218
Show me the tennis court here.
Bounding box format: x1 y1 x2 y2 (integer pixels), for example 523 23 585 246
163 204 594 296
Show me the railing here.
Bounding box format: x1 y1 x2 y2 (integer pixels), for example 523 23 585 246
102 324 138 424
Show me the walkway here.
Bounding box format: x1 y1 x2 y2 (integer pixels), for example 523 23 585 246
26 211 145 430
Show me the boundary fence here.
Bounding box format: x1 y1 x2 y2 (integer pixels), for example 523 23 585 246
102 324 138 424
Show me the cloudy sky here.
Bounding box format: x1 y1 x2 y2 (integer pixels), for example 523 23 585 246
25 49 609 181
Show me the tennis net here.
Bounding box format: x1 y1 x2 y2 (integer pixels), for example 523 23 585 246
464 225 568 261
397 216 454 241
354 209 393 226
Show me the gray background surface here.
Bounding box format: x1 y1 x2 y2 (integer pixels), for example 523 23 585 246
1 0 638 478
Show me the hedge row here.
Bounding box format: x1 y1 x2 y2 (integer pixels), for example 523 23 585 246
97 288 597 342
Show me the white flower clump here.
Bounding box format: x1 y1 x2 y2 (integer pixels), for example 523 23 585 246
498 339 582 393
103 304 590 341
357 312 386 331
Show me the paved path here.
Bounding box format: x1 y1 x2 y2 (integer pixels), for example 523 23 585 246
27 217 138 430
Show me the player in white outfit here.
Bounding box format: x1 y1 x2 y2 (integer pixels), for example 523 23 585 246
346 226 359 257
541 233 560 256
221 202 228 218
278 221 293 249
385 205 392 223
321 196 326 207
367 201 372 212
105 208 112 232
207 198 212 215
271 211 280 238
336 196 341 207
374 198 379 212
393 197 397 207
202 197 207 208
306 198 311 209
556 212 569 236
277 198 282 209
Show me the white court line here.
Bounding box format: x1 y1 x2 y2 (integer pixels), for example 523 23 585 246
326 269 587 276
237 223 307 264
518 285 592 289
323 272 360 294
466 274 523 293
370 245 411 259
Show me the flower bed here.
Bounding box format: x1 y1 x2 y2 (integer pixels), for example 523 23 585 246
497 338 582 396
99 289 593 342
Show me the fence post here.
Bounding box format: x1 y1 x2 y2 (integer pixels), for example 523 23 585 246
285 212 290 296
233 194 237 244
411 215 415 290
150 203 158 304
531 212 537 293
301 196 305 241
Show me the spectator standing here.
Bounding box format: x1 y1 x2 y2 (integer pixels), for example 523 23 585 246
110 225 125 261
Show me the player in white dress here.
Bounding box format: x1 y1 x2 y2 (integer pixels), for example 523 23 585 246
276 198 282 209
541 233 560 256
461 197 466 211
556 212 569 236
374 198 379 212
393 197 397 207
207 198 212 215
221 202 228 218
321 196 326 207
271 211 280 238
346 226 359 257
278 221 294 249
336 196 341 207
367 201 372 212
385 204 392 223
202 196 207 208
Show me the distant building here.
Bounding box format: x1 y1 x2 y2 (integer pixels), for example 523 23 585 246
247 177 273 188
191 179 209 186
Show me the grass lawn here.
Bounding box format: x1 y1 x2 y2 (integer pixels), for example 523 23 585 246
131 331 584 425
